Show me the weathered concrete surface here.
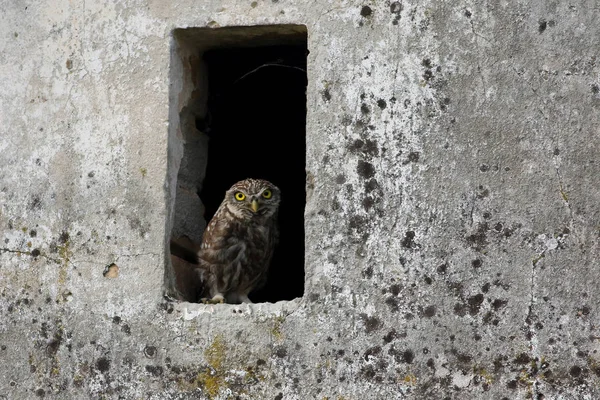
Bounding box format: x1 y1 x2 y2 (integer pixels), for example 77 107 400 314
1 0 600 399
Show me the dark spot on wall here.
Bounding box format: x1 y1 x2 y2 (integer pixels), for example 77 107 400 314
407 152 420 163
437 263 448 274
494 222 503 231
402 349 414 363
364 178 380 193
362 266 373 278
58 231 69 244
454 303 467 317
349 139 379 157
492 299 508 310
29 196 42 211
95 357 110 373
427 358 435 368
389 284 401 296
274 346 288 358
507 380 518 389
579 305 590 316
538 19 547 33
592 84 600 94
423 69 433 81
35 388 45 397
390 1 402 13
383 329 399 344
377 99 387 109
514 353 531 365
476 186 489 199
144 345 157 358
121 324 131 335
424 275 432 284
364 346 381 360
385 296 399 312
423 305 436 318
360 5 372 17
359 313 383 334
362 196 375 211
31 249 40 258
322 88 331 102
357 160 376 179
466 223 488 251
467 293 484 315
360 103 370 114
464 9 472 18
472 259 482 268
112 316 121 324
569 365 582 377
335 174 346 184
401 231 417 248
480 164 489 172
29 230 37 237
274 393 283 400
553 148 560 156
145 365 163 376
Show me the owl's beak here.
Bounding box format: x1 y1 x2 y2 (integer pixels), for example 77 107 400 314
251 199 259 213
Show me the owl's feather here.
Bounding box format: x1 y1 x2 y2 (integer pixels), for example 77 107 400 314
196 178 280 304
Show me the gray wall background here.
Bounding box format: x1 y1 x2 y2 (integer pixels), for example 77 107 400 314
1 0 599 399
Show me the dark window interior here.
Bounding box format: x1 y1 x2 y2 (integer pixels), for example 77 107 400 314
197 42 307 302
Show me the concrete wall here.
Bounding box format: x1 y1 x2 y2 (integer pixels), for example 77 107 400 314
1 0 599 398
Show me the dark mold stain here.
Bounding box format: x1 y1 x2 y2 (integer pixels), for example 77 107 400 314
472 259 482 268
480 164 489 172
569 365 582 377
357 160 376 179
363 346 381 360
335 174 346 184
58 231 69 244
362 266 373 278
31 249 40 258
538 19 547 33
492 299 508 310
407 152 420 163
466 222 488 251
359 313 383 334
360 5 372 17
592 84 599 94
377 99 387 109
514 353 531 365
436 263 448 274
464 9 472 18
401 231 418 249
145 365 163 376
360 103 370 114
29 196 42 211
467 293 484 315
274 346 288 358
385 296 400 312
383 329 399 344
144 345 157 358
322 88 331 102
95 357 110 373
349 139 379 157
422 305 436 318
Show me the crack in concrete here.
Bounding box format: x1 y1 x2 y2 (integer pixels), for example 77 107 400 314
0 247 60 263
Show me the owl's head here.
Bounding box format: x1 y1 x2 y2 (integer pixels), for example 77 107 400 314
225 179 281 220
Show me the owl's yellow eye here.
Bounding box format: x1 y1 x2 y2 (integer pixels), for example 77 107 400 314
234 192 246 201
262 189 272 199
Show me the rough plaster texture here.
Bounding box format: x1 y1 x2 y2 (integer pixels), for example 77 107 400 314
1 0 600 399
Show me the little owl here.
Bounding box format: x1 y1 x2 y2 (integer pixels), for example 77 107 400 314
196 178 280 304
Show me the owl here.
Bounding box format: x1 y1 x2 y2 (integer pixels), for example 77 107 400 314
196 178 280 304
